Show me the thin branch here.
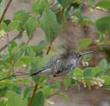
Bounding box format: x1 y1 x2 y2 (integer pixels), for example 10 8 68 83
0 29 24 52
28 83 38 106
0 74 15 81
0 0 13 25
46 44 52 55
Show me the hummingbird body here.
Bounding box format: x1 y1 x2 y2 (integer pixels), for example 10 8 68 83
31 51 93 77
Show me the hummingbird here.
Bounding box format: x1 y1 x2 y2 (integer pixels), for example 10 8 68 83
31 51 94 77
0 51 94 81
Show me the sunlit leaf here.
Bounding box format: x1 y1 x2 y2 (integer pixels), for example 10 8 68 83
0 30 6 38
73 68 83 79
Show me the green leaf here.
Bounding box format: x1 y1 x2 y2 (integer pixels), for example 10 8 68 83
40 9 60 43
92 67 101 77
84 68 92 78
12 47 25 63
96 0 110 10
8 41 17 55
25 46 36 57
20 56 33 65
25 16 38 39
33 40 47 56
32 0 49 14
7 91 27 106
79 38 92 49
73 68 83 79
0 101 6 106
31 91 44 106
96 16 110 33
0 0 5 15
14 10 29 21
9 10 29 30
1 19 11 32
63 77 72 90
24 87 32 99
99 59 108 74
102 75 110 86
43 86 54 97
0 0 3 4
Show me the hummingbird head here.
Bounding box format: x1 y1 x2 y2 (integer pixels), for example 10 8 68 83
75 51 94 60
69 51 94 68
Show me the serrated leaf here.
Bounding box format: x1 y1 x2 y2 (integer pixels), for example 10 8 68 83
96 16 110 33
96 0 110 10
32 0 49 14
79 38 92 49
25 16 38 39
40 9 60 43
31 91 44 106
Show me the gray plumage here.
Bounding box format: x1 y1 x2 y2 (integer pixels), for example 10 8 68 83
31 51 94 77
0 51 94 81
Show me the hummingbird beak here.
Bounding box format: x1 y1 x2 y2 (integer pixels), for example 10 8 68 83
80 51 95 57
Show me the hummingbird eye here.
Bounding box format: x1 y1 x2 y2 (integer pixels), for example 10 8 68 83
78 54 82 58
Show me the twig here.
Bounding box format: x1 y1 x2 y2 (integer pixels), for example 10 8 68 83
0 0 13 25
0 29 24 52
28 83 38 106
0 74 15 81
46 44 52 55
